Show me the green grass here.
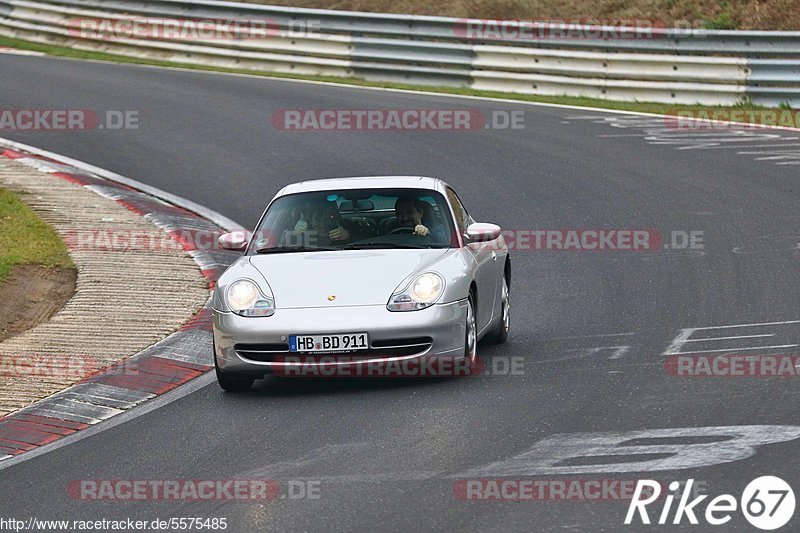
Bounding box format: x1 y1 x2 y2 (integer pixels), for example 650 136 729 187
238 0 800 31
0 34 795 128
702 3 738 30
0 187 74 284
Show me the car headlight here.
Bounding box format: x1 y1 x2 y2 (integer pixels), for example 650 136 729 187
227 279 275 317
387 272 445 312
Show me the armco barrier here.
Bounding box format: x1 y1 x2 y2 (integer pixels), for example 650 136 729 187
0 0 798 106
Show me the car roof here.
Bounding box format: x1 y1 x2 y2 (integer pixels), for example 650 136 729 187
277 176 449 196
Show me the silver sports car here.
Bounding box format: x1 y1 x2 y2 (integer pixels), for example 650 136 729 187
212 176 510 391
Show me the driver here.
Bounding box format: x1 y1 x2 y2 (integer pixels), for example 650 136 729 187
393 195 431 237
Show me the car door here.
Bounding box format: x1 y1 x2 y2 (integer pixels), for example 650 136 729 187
446 187 497 333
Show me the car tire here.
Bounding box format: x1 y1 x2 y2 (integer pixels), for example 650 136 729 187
214 341 254 392
464 294 478 373
489 275 510 344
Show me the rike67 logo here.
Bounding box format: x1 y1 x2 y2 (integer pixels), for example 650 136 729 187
625 476 795 530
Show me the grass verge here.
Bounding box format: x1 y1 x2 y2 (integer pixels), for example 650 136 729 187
236 0 800 31
0 187 74 284
0 34 795 127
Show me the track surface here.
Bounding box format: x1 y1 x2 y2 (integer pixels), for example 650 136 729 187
1 55 799 532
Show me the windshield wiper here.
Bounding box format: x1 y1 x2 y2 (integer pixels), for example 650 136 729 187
256 245 338 254
344 242 448 250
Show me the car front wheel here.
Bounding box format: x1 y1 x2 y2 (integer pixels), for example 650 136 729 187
464 294 478 372
215 366 255 392
489 275 510 344
214 342 254 392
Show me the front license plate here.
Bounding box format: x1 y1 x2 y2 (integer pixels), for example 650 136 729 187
289 333 369 353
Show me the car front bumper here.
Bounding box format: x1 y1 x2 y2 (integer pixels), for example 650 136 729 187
213 299 469 376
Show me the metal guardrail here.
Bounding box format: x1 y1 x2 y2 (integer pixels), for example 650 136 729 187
0 0 798 106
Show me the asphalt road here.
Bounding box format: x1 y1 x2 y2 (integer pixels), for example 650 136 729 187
1 55 799 532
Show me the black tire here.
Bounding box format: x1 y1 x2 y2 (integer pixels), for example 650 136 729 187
489 274 510 344
215 366 255 392
464 294 478 373
214 341 254 392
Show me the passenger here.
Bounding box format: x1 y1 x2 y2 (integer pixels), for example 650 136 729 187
304 199 366 244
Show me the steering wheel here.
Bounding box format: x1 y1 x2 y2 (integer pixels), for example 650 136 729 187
389 227 415 235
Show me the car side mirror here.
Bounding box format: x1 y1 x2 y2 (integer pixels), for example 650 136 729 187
465 223 501 243
218 231 249 251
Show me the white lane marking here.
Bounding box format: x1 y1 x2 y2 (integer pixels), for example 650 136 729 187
39 400 123 420
739 149 800 154
548 333 634 341
753 155 800 161
606 346 630 359
670 137 786 150
597 134 650 138
545 346 631 362
0 455 11 462
570 115 800 166
690 320 800 331
668 344 798 355
736 150 800 155
664 328 695 355
664 321 799 355
458 426 800 476
729 143 800 149
540 333 634 361
61 392 149 410
683 334 774 342
292 472 444 484
656 143 800 150
27 408 101 425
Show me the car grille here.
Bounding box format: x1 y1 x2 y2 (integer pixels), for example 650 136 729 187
235 337 433 362
234 343 290 362
371 337 433 356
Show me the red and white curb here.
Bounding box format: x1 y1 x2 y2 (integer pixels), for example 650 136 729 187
0 140 241 462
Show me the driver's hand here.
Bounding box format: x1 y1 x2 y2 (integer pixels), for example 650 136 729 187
329 225 351 242
294 216 308 232
414 225 430 236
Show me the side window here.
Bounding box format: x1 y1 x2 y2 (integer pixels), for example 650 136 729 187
446 188 473 235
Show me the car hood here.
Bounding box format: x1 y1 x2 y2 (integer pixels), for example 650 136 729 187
248 249 452 309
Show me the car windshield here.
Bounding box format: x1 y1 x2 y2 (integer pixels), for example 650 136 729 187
249 188 457 253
